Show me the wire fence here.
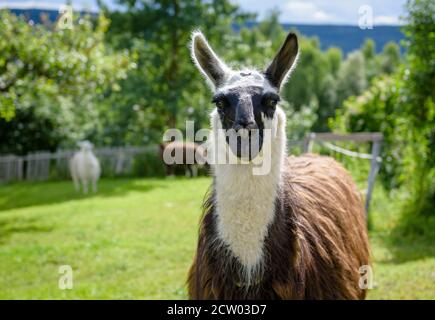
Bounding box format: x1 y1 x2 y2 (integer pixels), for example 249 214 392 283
303 132 383 215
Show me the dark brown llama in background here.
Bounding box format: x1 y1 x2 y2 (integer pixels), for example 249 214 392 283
160 141 208 177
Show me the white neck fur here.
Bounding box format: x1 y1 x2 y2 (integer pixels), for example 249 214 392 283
209 106 287 280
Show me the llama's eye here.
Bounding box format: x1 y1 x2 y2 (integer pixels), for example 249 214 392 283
212 94 227 109
263 93 280 109
215 100 225 109
266 99 278 108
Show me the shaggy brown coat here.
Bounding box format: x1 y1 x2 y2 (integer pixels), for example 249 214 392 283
188 154 370 299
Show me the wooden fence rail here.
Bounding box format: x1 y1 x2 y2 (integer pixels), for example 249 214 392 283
0 146 158 183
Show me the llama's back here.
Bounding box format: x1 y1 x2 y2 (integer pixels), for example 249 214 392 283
282 154 370 299
188 153 370 300
160 141 207 164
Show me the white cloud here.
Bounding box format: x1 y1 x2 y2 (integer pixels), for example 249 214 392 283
0 1 60 10
284 1 317 13
374 15 402 25
283 0 333 23
233 0 406 25
3 0 406 25
0 1 98 11
312 10 331 21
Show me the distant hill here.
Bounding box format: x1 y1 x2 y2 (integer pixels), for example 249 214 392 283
282 23 404 54
6 8 404 55
237 22 404 54
8 8 95 25
9 8 65 23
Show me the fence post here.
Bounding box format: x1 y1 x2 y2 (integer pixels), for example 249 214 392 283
25 154 32 181
41 152 51 181
303 133 315 153
17 157 23 180
365 140 382 216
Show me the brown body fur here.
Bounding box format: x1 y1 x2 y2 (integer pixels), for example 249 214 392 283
188 154 370 299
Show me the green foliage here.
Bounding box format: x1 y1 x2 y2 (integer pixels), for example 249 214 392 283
132 151 166 177
100 0 251 146
0 3 405 157
0 11 135 153
283 100 318 142
102 5 400 144
332 0 434 216
325 47 342 75
282 38 328 116
336 51 367 105
380 42 401 74
331 74 405 189
401 0 435 216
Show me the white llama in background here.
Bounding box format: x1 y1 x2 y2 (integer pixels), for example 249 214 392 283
70 141 101 194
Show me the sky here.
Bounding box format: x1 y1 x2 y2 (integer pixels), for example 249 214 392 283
0 0 408 25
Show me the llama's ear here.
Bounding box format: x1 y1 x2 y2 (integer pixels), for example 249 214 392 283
191 31 229 89
265 32 299 90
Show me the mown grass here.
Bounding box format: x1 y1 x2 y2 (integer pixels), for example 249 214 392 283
0 177 433 299
0 178 209 299
365 187 435 299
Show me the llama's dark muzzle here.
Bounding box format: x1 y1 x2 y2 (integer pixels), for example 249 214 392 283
225 128 264 160
233 121 258 131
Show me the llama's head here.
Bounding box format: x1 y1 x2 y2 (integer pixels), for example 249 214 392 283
191 31 298 160
77 140 93 152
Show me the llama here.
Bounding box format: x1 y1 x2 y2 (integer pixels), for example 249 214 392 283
70 140 101 194
160 141 208 177
187 31 370 299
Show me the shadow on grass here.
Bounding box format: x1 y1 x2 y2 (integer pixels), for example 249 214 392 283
0 178 167 212
382 211 435 263
0 216 54 244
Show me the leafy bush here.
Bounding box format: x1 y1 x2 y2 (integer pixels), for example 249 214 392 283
331 0 435 216
132 151 166 177
0 11 135 153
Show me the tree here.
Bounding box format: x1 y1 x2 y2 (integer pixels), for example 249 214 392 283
282 37 325 110
101 0 251 145
0 11 134 153
100 3 401 146
325 47 342 76
331 74 405 189
401 0 435 215
362 38 380 82
380 42 401 74
336 51 367 106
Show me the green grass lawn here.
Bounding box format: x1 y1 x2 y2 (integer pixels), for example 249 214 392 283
0 177 434 299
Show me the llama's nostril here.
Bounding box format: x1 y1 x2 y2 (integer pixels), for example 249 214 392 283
233 122 257 138
235 121 256 131
238 128 249 138
245 122 257 130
